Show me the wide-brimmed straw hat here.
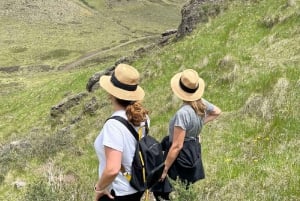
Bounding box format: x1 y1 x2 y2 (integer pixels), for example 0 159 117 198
171 69 205 101
99 64 145 101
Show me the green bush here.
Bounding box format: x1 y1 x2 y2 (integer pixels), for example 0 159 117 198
170 180 200 201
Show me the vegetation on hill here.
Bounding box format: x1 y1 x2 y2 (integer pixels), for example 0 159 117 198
0 0 182 68
0 0 299 200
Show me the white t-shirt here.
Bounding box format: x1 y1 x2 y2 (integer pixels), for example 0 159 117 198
94 110 149 196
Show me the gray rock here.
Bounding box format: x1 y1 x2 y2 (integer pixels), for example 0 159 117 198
10 140 31 150
158 35 173 46
71 115 82 124
84 96 99 115
86 68 113 92
58 126 71 135
114 56 134 66
177 0 223 38
50 92 88 117
0 66 20 73
13 181 26 189
161 29 178 37
241 94 266 117
134 47 147 56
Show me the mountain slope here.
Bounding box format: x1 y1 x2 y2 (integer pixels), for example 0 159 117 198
0 0 299 200
0 0 182 68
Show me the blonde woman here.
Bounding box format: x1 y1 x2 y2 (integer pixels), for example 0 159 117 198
160 69 221 186
94 64 149 201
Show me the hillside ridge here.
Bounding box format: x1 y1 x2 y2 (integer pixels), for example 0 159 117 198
0 0 299 200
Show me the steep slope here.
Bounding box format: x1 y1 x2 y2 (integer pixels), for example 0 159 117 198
0 0 182 68
0 0 299 200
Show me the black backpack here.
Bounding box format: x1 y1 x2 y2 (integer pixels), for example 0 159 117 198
161 135 205 184
109 116 165 192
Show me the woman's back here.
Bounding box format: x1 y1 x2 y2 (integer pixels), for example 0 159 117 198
168 99 215 141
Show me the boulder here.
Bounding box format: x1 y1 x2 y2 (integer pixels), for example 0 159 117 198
177 0 223 38
161 29 178 37
0 66 20 73
10 140 31 150
84 96 99 115
13 181 27 189
86 66 114 92
50 92 88 118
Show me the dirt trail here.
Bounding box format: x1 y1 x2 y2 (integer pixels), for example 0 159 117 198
63 35 159 70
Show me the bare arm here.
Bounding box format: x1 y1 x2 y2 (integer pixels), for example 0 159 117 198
160 126 185 180
94 146 122 200
204 105 221 124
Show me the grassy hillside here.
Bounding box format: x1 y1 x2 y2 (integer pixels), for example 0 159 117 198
0 0 182 68
0 0 299 200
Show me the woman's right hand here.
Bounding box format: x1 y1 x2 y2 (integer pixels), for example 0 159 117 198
159 168 168 182
94 188 114 201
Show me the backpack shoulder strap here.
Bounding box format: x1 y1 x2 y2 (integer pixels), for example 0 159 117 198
107 116 139 141
145 120 149 136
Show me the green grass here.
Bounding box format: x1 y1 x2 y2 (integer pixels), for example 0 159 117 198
1 0 300 200
0 0 182 68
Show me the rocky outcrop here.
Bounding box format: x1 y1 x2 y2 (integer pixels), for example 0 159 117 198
83 96 99 115
86 67 113 92
0 66 20 73
161 29 178 37
177 0 223 38
50 92 88 118
85 55 135 92
86 32 178 92
86 1 226 92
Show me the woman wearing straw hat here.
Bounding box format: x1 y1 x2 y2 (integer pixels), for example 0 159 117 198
94 64 148 201
160 69 221 186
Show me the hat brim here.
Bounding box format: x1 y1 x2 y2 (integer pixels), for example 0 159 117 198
170 73 205 101
99 75 145 101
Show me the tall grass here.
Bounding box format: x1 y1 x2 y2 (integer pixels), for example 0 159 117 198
0 0 299 200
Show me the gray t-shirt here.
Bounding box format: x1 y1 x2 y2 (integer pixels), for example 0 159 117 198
168 99 215 141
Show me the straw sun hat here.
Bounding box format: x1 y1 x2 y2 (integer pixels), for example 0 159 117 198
171 69 205 101
99 64 145 101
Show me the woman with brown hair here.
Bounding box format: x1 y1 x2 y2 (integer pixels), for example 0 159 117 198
94 64 149 201
160 69 221 187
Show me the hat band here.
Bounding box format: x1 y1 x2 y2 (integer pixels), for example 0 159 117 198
111 72 138 91
179 78 199 93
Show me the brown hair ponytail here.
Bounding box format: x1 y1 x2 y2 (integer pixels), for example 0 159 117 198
126 102 148 126
115 98 148 126
186 99 206 117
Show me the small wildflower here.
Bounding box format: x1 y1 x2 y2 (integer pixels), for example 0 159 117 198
225 158 232 163
254 159 258 162
265 137 270 141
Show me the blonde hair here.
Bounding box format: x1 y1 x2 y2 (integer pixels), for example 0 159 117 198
185 99 206 117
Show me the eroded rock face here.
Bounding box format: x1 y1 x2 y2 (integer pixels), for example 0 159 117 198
84 96 99 115
50 92 88 118
86 56 136 92
177 0 223 38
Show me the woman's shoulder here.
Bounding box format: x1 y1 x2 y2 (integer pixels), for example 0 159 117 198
179 104 194 112
175 105 194 117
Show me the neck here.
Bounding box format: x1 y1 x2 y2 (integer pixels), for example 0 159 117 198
113 104 125 112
